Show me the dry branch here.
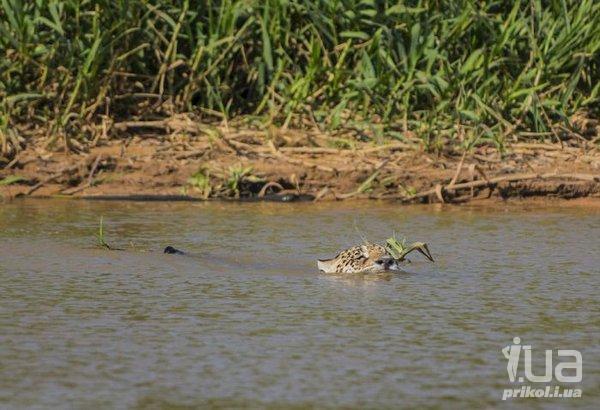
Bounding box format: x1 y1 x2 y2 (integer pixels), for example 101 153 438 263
258 181 284 197
62 155 103 195
26 164 80 195
406 172 600 202
336 159 390 199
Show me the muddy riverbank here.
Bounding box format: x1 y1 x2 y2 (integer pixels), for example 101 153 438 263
2 120 600 204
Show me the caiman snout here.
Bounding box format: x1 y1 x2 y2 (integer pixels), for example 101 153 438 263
164 246 185 255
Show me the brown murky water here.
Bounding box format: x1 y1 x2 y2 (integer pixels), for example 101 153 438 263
1 199 598 408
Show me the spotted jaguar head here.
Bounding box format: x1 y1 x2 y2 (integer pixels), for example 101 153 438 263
317 243 400 274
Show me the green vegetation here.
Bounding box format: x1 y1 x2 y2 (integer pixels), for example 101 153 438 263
0 175 24 185
186 167 212 199
185 164 263 197
386 235 434 262
1 0 599 157
96 216 111 249
226 165 262 197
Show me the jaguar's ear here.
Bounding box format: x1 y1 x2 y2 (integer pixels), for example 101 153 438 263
359 245 370 259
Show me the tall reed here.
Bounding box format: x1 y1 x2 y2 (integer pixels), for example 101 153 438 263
1 0 598 153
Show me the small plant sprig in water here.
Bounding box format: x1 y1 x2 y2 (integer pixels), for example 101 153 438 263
96 216 117 250
96 216 110 249
385 234 434 262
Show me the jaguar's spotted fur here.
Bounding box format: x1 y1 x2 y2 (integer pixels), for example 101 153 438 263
317 243 399 274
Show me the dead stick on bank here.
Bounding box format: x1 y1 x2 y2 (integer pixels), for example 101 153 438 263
87 155 102 185
448 151 467 188
26 164 80 195
63 155 103 195
405 172 600 202
337 159 390 199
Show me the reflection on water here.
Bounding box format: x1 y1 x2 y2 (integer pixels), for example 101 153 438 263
1 199 599 408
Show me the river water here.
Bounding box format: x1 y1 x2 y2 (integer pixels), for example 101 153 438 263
1 199 598 408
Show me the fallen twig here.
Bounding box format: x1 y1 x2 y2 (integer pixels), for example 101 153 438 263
313 187 331 202
337 159 390 199
87 155 102 185
278 147 342 154
113 116 202 134
26 164 80 195
511 143 577 152
6 152 22 169
359 142 414 154
62 155 102 195
405 172 600 202
448 151 467 188
258 181 284 197
174 149 207 160
113 120 169 131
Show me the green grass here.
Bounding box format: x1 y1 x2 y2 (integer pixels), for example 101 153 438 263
0 175 24 185
186 167 212 199
1 0 599 156
96 216 111 249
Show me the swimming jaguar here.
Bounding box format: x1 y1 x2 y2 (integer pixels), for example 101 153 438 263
317 242 434 274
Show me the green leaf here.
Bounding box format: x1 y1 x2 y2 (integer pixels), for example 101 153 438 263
260 20 273 71
82 36 102 75
36 16 64 35
0 175 25 186
459 109 480 122
340 31 370 40
386 5 427 15
507 82 548 101
460 49 484 74
5 93 44 105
